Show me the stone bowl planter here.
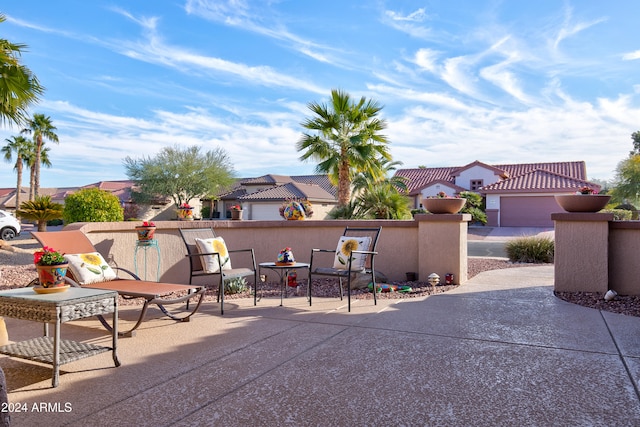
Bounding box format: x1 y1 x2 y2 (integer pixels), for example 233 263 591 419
554 194 611 213
423 198 466 214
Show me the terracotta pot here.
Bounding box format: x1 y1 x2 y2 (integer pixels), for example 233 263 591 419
554 194 611 213
135 226 156 241
36 263 68 288
231 209 243 220
423 198 466 214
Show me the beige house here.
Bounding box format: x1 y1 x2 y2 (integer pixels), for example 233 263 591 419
217 174 338 220
395 160 600 227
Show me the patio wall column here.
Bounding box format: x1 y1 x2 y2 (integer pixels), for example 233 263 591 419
415 213 471 285
551 212 613 293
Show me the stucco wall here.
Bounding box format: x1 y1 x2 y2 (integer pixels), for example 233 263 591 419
552 213 640 296
64 218 462 286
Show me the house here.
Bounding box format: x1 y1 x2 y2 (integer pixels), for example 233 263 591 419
394 160 599 227
216 174 338 220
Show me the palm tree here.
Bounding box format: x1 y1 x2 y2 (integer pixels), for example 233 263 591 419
16 195 63 231
0 15 44 126
297 89 391 207
1 135 31 210
357 185 412 219
21 113 58 197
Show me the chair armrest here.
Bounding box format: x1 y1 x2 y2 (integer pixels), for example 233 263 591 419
113 266 142 281
311 248 334 253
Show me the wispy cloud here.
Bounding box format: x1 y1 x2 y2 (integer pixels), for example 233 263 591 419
183 0 349 67
382 7 433 39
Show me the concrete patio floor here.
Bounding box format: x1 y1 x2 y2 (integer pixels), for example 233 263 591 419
2 265 640 426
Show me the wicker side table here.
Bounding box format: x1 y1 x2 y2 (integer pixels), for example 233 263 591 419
0 287 120 388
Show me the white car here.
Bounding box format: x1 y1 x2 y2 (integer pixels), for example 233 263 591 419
0 210 21 241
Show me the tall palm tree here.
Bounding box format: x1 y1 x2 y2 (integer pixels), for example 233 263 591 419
297 89 391 207
24 145 51 201
0 15 44 126
1 135 31 210
21 113 58 197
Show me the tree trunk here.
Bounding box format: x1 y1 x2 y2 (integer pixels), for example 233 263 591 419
15 160 22 211
34 135 42 198
37 220 47 232
29 166 35 201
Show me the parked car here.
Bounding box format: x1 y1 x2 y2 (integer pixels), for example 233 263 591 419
0 210 21 240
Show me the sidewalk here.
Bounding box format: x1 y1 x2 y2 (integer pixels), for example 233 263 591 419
3 265 639 426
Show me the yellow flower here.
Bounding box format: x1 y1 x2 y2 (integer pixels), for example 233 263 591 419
341 239 359 256
212 240 228 257
80 253 103 266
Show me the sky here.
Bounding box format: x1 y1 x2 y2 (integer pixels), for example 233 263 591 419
1 0 639 189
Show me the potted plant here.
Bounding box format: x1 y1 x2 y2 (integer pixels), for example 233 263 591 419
135 221 156 242
34 246 69 289
554 186 611 213
422 191 466 214
230 204 243 220
177 203 194 221
279 198 313 220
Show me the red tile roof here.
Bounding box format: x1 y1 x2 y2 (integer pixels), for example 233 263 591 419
395 161 590 194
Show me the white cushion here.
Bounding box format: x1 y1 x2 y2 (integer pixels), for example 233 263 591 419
195 237 232 273
333 236 371 271
65 252 117 284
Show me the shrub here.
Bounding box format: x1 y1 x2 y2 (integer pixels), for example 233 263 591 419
505 236 554 263
224 277 248 294
17 196 64 231
63 188 124 223
604 209 633 221
612 203 638 220
459 191 487 224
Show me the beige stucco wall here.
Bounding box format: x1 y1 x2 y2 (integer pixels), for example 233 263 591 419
609 221 640 295
552 213 640 296
64 218 445 285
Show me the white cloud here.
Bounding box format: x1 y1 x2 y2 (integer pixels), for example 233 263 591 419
622 50 640 61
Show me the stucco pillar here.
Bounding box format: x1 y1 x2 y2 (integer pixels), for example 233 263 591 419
551 212 613 293
416 213 471 285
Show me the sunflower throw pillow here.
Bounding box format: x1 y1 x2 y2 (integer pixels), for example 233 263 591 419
65 252 118 284
195 237 232 273
333 236 372 271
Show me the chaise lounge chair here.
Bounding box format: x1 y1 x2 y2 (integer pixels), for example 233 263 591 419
32 230 206 337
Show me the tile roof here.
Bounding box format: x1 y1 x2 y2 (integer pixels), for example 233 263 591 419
481 169 597 193
239 182 336 202
395 161 590 194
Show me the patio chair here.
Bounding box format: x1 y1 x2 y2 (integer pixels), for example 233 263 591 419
179 228 257 315
32 230 206 337
309 226 381 312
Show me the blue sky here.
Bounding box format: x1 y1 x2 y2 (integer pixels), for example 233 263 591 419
1 1 639 188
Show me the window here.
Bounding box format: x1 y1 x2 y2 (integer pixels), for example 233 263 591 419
470 179 483 191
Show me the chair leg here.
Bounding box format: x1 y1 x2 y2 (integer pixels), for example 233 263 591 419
347 274 351 312
219 278 224 315
338 278 344 300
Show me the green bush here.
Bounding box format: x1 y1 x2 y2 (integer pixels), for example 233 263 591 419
505 236 554 263
604 209 633 220
459 191 487 224
63 188 124 223
224 277 248 294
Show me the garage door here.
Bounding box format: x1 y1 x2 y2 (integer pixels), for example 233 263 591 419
500 196 558 227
